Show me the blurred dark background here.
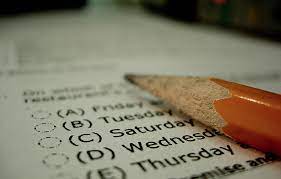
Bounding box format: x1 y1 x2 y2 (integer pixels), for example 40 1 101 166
1 0 281 39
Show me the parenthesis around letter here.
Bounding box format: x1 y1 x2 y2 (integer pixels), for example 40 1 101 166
77 151 87 164
69 135 79 146
114 166 127 179
84 119 92 128
86 170 93 179
104 147 115 160
78 108 85 116
57 110 65 118
92 132 102 143
63 122 71 131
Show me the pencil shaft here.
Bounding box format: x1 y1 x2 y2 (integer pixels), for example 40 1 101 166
125 74 281 156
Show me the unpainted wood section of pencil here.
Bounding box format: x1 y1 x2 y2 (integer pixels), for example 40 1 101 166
126 75 230 129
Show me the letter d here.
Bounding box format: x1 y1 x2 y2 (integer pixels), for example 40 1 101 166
87 150 104 161
199 148 212 158
159 137 172 146
203 129 215 137
163 121 175 129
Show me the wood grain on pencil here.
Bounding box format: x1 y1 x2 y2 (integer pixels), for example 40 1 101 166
125 74 281 156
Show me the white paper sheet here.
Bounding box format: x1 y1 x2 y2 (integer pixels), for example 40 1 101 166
0 4 281 179
0 60 280 179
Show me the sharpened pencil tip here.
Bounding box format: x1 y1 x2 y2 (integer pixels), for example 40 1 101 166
124 74 137 84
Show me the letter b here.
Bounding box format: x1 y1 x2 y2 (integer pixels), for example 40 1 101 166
71 120 84 128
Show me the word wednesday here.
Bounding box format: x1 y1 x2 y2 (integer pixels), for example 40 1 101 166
131 145 234 172
121 128 223 153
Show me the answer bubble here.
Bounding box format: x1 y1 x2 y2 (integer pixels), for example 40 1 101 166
31 110 51 120
34 123 56 133
43 153 69 169
38 137 62 149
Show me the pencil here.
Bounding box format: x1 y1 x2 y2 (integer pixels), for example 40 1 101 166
124 74 281 156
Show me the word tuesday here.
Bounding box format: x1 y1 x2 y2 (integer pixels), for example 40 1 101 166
98 110 173 124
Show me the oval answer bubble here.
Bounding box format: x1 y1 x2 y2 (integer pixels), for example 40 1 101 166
31 110 52 120
43 153 69 169
34 123 56 133
38 137 62 149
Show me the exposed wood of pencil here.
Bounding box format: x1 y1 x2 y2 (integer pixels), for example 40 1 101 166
125 74 230 130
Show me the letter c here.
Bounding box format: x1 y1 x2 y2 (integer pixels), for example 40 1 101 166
78 134 94 142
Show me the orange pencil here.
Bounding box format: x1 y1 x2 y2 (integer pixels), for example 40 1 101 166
125 74 281 156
